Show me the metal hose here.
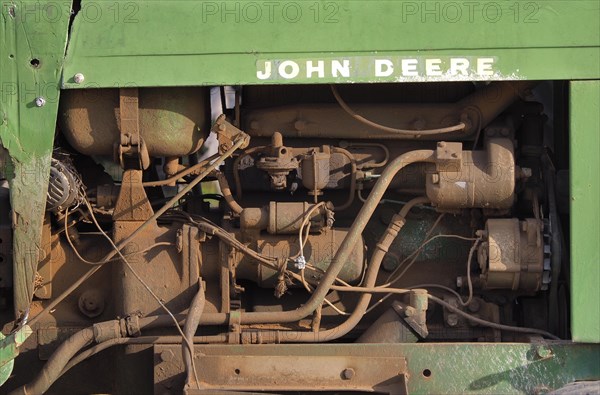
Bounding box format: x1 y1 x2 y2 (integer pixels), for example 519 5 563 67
194 150 436 326
216 171 244 214
182 281 206 388
10 328 95 395
274 196 429 342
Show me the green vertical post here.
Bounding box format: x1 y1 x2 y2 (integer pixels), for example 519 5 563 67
0 1 71 316
570 80 600 343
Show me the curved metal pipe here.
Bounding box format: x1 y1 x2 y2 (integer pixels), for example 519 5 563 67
197 150 435 326
216 171 244 214
276 196 429 342
10 328 95 395
182 281 206 387
331 147 357 211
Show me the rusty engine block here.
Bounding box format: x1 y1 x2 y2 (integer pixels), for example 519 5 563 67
2 81 564 394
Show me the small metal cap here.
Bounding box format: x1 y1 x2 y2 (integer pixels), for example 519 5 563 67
34 97 46 107
73 73 85 84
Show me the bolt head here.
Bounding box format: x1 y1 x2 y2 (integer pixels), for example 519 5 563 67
342 368 355 380
536 346 552 359
74 73 85 84
34 97 46 107
447 313 459 327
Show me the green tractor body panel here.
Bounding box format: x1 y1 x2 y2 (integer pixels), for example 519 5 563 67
1 0 599 392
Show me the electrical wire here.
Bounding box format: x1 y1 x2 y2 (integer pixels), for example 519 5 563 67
464 237 483 307
63 209 172 266
81 197 201 389
330 284 559 340
330 85 466 136
27 136 247 331
366 232 475 314
142 153 219 187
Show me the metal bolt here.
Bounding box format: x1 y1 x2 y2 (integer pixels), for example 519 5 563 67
536 346 553 359
447 313 459 327
160 349 174 362
404 306 416 317
34 97 46 107
73 73 85 84
342 368 355 380
468 298 481 313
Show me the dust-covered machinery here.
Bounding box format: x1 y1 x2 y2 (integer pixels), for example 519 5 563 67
2 81 571 394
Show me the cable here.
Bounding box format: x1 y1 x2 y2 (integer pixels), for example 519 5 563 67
366 232 474 314
82 197 199 386
331 147 357 211
428 294 560 340
142 153 219 187
27 136 247 329
385 233 477 286
63 209 172 266
464 237 483 307
330 85 466 136
300 270 348 316
330 285 560 340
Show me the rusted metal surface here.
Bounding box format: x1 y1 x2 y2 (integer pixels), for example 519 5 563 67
242 82 532 140
426 138 516 210
478 218 545 292
155 344 408 394
59 88 210 157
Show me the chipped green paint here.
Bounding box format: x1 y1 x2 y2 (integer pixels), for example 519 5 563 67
189 342 600 394
0 1 71 315
62 0 600 88
0 325 32 385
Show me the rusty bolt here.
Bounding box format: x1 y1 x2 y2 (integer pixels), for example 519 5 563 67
342 368 355 380
73 73 85 84
447 313 459 327
35 97 46 107
78 289 105 318
160 349 174 363
468 298 481 313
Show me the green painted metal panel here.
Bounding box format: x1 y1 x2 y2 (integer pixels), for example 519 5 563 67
0 1 71 315
570 81 600 343
62 0 600 87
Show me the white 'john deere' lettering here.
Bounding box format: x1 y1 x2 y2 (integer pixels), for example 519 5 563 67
256 56 498 81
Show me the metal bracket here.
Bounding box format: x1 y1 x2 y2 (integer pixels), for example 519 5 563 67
212 115 250 154
115 88 150 170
